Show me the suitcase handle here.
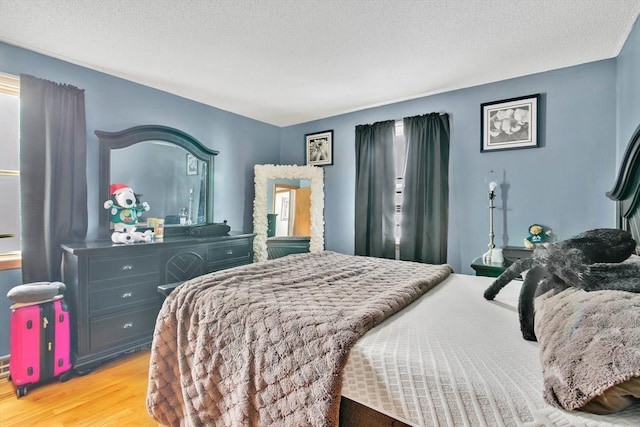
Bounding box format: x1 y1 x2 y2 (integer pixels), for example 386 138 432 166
121 265 133 271
123 322 133 329
121 292 133 299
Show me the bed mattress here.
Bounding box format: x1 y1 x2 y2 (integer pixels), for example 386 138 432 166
341 273 640 426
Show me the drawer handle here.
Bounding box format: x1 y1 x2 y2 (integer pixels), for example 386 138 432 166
123 322 133 329
226 250 233 255
121 265 133 271
121 292 133 299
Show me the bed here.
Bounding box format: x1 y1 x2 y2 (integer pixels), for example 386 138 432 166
147 124 640 427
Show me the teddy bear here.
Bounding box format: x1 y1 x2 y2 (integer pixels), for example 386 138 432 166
103 183 153 244
523 224 552 249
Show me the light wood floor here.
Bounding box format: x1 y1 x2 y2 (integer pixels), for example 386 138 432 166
0 350 157 427
0 350 404 427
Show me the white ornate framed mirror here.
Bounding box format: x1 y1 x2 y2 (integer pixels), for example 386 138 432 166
253 164 324 262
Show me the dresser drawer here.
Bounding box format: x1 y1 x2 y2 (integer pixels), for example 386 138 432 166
90 305 160 352
207 239 251 266
89 254 160 282
90 278 160 316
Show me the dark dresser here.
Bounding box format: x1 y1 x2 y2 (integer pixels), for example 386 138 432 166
61 232 254 374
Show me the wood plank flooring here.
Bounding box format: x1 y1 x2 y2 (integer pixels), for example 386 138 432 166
0 350 157 427
0 350 406 427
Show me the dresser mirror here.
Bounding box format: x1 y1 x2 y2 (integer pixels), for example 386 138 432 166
97 125 218 240
253 164 324 262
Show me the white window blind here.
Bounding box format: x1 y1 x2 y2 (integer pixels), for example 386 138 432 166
0 72 21 255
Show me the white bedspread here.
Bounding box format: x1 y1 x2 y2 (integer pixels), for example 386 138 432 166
341 273 640 426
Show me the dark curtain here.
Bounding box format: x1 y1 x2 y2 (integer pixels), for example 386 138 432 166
354 120 396 258
400 113 450 264
20 74 87 283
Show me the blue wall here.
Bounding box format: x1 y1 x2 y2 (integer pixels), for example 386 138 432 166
281 60 618 273
0 42 282 238
616 16 640 159
0 41 283 356
1 37 626 279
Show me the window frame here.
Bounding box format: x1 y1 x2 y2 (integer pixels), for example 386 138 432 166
394 120 405 259
0 72 21 270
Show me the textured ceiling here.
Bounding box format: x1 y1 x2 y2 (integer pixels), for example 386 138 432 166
1 0 639 126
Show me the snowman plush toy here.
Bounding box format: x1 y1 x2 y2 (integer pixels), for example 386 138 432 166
104 183 153 243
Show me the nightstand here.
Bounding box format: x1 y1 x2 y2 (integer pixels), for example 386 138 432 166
471 246 533 277
470 257 506 277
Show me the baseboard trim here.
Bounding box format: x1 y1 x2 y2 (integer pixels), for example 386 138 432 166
0 355 9 379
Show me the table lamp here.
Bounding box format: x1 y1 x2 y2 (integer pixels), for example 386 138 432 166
482 171 503 264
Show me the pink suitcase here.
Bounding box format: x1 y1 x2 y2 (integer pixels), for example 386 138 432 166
8 297 73 397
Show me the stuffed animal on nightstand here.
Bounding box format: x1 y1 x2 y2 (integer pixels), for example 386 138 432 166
103 183 153 244
524 224 552 249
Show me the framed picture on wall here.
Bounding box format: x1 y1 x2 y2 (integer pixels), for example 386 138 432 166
186 153 198 175
481 94 540 152
305 130 333 166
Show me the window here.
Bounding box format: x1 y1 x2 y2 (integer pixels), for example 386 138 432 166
394 120 405 259
0 72 21 269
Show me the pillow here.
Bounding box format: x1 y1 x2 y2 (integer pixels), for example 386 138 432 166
535 287 640 413
7 281 66 304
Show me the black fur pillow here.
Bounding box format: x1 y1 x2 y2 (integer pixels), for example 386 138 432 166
485 229 640 341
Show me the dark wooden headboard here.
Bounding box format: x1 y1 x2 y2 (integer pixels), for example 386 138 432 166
607 123 640 248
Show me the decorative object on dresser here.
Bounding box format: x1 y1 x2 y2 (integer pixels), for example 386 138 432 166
187 221 231 237
253 164 324 262
103 183 152 244
481 93 540 152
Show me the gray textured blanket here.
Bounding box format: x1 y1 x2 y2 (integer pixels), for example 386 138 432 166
146 251 452 426
535 287 640 411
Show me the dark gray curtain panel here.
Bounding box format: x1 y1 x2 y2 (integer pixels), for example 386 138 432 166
20 74 87 283
354 120 396 259
400 113 450 264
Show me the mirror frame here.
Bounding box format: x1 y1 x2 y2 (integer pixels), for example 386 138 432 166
253 164 324 262
97 125 219 240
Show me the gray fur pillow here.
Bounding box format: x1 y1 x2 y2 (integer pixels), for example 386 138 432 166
7 281 66 304
535 287 640 413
